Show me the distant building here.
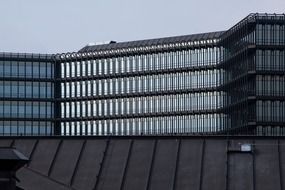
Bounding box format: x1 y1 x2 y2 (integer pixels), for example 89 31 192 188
0 13 284 136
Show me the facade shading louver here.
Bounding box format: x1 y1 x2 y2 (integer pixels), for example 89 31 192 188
0 13 284 136
58 32 225 135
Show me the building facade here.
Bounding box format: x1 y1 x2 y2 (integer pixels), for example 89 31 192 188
0 53 55 135
58 32 225 136
0 13 284 136
220 13 285 135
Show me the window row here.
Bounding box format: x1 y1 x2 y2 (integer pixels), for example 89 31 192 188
256 100 285 122
60 114 227 135
0 81 54 98
61 70 220 98
61 48 221 78
61 92 224 118
256 24 285 45
0 121 54 136
0 61 54 78
223 30 255 60
226 81 255 106
0 101 54 118
256 49 285 71
255 125 285 136
222 55 255 83
256 75 285 96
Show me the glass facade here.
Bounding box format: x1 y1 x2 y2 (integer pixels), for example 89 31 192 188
0 53 55 136
221 13 285 135
1 13 284 136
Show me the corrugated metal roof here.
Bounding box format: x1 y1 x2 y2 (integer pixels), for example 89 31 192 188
79 31 224 53
1 136 283 190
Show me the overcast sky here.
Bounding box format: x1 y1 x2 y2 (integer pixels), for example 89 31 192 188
0 0 284 54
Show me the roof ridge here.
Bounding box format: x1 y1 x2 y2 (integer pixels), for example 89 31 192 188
78 31 225 53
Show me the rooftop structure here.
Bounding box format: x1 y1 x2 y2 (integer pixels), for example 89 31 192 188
0 135 284 190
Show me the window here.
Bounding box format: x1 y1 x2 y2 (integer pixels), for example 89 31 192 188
26 62 33 78
4 61 11 77
19 62 25 77
33 62 40 78
40 63 47 78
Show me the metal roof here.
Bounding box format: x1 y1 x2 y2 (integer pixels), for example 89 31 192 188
79 31 225 53
0 147 29 171
1 136 283 190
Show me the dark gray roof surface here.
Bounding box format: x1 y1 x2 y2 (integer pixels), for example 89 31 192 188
0 147 29 171
0 148 29 161
79 31 224 53
0 136 283 190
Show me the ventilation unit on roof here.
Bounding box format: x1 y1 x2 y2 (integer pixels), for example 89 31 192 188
240 143 252 152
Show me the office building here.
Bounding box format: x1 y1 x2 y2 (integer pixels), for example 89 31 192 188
0 13 284 136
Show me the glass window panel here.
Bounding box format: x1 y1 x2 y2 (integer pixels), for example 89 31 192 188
33 82 39 98
47 83 52 98
11 102 18 117
11 82 18 98
25 102 32 118
0 81 3 97
33 62 40 78
26 121 32 135
18 122 25 135
18 82 25 98
39 122 46 135
11 121 17 135
25 62 32 78
18 62 25 77
40 102 46 118
4 61 11 77
0 61 4 77
48 62 53 78
11 61 18 77
4 121 11 135
40 82 46 98
40 62 47 78
32 122 39 135
4 81 11 97
18 102 25 118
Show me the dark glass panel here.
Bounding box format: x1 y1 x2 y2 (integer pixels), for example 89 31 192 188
18 62 25 77
4 61 11 77
4 81 11 97
0 61 4 76
4 121 10 135
0 81 3 97
39 122 46 135
39 62 47 78
18 121 25 135
32 122 39 135
18 102 25 118
26 121 32 135
26 82 32 98
25 102 32 118
25 62 33 78
11 81 18 98
11 61 18 77
33 82 39 98
19 82 25 98
32 62 40 78
33 102 39 118
11 121 17 135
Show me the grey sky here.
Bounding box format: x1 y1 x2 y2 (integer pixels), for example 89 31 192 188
0 0 284 54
